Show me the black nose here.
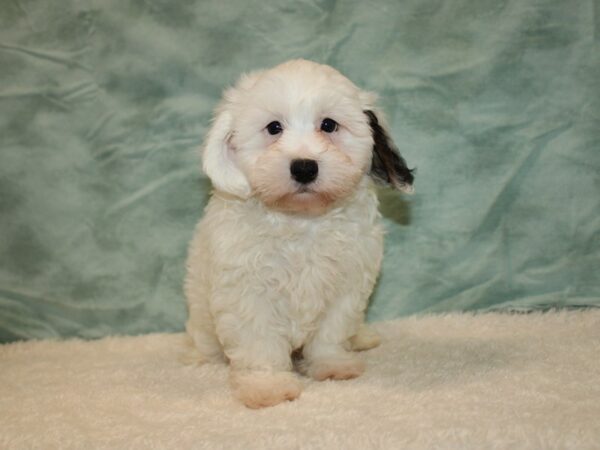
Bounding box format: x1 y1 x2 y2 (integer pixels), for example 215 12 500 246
290 159 318 184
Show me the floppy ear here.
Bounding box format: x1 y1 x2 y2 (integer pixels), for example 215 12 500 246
364 110 415 193
201 108 251 199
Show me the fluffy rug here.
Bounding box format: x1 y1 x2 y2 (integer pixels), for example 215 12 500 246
1 311 599 449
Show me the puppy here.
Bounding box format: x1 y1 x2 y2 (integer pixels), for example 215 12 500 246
184 60 413 408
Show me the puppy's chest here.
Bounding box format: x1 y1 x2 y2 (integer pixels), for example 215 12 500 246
256 218 380 303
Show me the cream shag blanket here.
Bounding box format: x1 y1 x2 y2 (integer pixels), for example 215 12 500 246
1 311 599 449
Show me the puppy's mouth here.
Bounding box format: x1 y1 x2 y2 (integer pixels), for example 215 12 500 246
296 185 314 194
291 185 328 202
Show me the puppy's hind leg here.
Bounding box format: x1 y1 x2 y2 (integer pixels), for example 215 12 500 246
349 323 381 351
179 328 225 366
180 302 225 365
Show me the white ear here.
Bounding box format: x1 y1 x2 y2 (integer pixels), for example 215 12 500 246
201 108 251 199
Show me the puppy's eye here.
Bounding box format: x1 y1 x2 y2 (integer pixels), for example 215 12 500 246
266 121 283 135
320 118 338 133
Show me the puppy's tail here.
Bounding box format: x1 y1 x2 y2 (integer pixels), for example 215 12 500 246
349 324 381 351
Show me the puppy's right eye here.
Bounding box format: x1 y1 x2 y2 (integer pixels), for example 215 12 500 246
266 121 283 135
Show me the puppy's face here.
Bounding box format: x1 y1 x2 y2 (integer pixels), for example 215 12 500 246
203 60 413 214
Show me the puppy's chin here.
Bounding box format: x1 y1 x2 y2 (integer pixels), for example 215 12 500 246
263 189 339 216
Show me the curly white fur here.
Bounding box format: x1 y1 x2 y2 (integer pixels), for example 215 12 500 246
184 60 409 408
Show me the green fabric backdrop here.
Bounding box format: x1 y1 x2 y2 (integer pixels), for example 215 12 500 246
1 0 598 341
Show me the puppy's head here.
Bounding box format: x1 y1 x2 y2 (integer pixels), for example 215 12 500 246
202 59 413 214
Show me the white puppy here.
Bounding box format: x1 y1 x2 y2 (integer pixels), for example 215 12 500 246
184 60 414 408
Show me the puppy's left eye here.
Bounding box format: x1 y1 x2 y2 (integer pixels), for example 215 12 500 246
320 118 338 133
266 121 283 135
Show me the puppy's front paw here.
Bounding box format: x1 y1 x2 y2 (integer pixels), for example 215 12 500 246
307 357 365 381
231 370 302 409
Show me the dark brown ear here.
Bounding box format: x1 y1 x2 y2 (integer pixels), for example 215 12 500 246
365 110 414 192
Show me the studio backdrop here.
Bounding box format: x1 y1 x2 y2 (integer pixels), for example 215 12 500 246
0 0 598 341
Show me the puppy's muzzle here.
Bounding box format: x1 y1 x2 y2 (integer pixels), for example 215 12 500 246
290 159 318 184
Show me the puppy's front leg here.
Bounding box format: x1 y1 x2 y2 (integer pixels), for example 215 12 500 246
216 314 302 409
301 296 366 381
